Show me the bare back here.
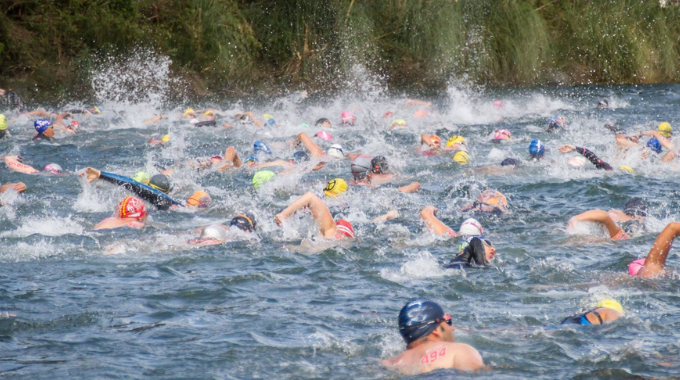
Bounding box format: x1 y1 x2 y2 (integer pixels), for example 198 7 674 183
384 341 484 375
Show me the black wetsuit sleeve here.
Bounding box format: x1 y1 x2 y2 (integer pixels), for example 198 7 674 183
575 147 613 171
194 120 217 127
99 171 180 210
445 237 487 268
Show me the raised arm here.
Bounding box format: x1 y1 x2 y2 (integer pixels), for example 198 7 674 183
637 222 680 278
569 209 622 238
296 132 325 158
275 192 337 238
419 206 457 237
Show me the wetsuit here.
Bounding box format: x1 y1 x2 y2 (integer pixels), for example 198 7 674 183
574 147 613 171
561 309 604 325
99 171 182 210
194 120 217 127
443 237 487 269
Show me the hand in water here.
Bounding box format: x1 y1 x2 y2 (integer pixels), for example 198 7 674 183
275 214 283 227
558 145 575 153
80 167 101 182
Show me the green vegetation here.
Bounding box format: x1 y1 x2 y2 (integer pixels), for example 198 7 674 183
1 0 679 98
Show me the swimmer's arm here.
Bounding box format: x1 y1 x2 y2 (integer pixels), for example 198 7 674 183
256 160 293 169
4 156 39 174
312 162 326 171
0 182 26 193
20 109 53 118
638 222 680 278
223 146 242 168
275 192 336 238
450 343 485 371
573 147 613 171
81 167 102 182
143 115 163 124
406 99 432 107
570 210 622 238
296 132 325 158
420 206 458 237
398 182 420 193
615 134 641 147
641 131 674 149
345 153 362 160
420 134 436 148
373 209 399 223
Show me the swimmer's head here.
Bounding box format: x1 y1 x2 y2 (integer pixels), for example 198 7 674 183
500 158 520 167
453 151 470 165
341 111 356 125
184 108 196 117
623 198 647 218
478 189 508 208
628 258 646 276
327 144 344 159
315 118 331 127
619 165 634 174
351 156 372 180
239 114 253 125
92 106 102 114
324 178 348 198
429 135 441 148
567 156 586 168
371 156 389 174
291 151 310 163
459 218 483 236
658 122 672 138
186 190 211 208
0 114 8 131
647 138 662 154
230 213 256 233
200 224 228 241
34 119 53 133
391 119 407 127
335 219 356 239
205 110 215 116
132 171 150 184
529 139 545 159
44 163 63 174
493 99 504 109
244 156 259 166
315 130 333 141
597 299 623 313
264 118 277 127
597 99 609 109
149 174 171 194
446 135 466 148
161 134 171 143
549 115 566 129
398 299 449 345
262 113 274 121
252 170 275 190
116 196 147 220
494 129 512 140
253 140 272 155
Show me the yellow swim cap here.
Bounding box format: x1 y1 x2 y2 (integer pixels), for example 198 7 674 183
161 134 171 143
253 170 275 190
204 110 215 116
658 122 672 138
0 114 7 131
262 114 274 121
184 108 195 116
323 178 348 198
619 165 634 174
132 171 150 184
597 299 623 313
447 135 466 147
391 119 407 126
453 151 470 165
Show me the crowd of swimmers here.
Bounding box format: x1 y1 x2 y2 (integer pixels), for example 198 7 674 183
1 88 678 374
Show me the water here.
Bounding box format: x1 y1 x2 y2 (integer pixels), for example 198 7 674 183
2 64 680 378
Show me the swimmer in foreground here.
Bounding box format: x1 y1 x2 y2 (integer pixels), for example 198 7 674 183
442 236 496 269
188 213 256 245
629 221 680 278
561 299 624 325
383 299 484 375
567 198 647 239
275 192 355 240
94 196 148 230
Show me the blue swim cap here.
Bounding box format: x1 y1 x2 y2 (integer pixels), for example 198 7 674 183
34 119 52 133
253 140 272 155
398 299 446 344
501 158 519 166
292 151 309 163
265 118 276 127
647 138 662 154
529 139 545 158
245 156 259 164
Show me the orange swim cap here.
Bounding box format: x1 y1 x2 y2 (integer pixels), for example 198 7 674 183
186 191 211 208
478 190 508 208
117 196 147 220
430 135 441 144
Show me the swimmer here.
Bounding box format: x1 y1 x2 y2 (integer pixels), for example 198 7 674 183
445 135 467 152
468 157 520 175
294 132 327 158
567 198 647 239
0 182 26 194
388 119 407 130
147 134 171 146
275 192 356 240
0 114 8 139
188 213 256 245
615 128 675 162
629 221 680 278
558 144 613 171
597 99 609 109
315 118 332 128
350 156 420 192
561 299 624 325
405 99 432 118
491 129 512 143
383 299 484 374
442 236 496 269
32 119 55 140
419 206 459 237
529 139 545 161
461 189 508 214
547 115 566 133
94 196 148 230
603 121 625 134
417 134 444 155
4 155 39 174
340 110 356 126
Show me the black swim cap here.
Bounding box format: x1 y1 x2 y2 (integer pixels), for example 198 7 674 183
500 158 519 166
351 157 371 180
292 151 310 163
315 118 330 126
149 174 171 194
398 299 446 344
623 198 647 217
230 213 256 232
371 156 389 174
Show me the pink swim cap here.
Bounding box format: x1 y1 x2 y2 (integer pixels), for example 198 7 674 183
628 258 646 276
493 100 504 110
315 130 333 141
341 111 356 124
494 129 511 139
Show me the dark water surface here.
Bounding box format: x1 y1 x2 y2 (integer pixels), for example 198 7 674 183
2 83 680 379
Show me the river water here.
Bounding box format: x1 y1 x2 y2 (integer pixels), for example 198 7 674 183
1 78 680 379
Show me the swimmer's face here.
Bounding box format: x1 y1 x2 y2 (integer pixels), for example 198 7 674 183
322 120 332 128
210 157 223 166
484 243 496 262
187 112 196 118
432 140 441 148
438 316 456 342
43 126 55 138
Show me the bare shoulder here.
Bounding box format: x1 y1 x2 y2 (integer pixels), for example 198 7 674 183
447 342 484 371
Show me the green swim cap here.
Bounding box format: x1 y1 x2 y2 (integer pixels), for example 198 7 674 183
133 171 150 184
253 170 275 190
0 114 8 131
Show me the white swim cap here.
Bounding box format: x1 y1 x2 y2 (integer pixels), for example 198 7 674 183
567 156 586 167
459 218 483 236
200 224 228 241
327 144 344 159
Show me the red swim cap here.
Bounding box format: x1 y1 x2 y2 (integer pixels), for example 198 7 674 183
117 196 147 220
335 219 355 239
